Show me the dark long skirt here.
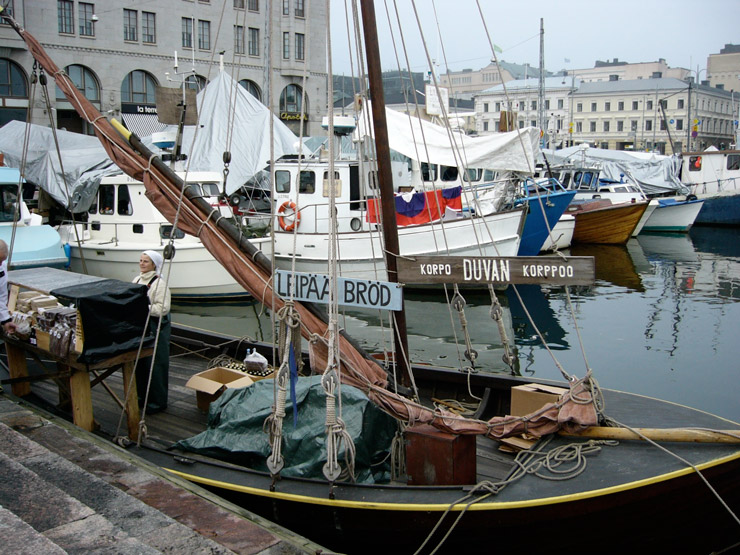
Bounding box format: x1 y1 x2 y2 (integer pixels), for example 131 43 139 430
136 313 171 413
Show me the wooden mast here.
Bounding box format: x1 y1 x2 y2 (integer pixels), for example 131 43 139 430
358 0 411 386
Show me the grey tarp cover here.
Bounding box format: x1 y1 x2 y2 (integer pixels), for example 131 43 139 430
541 145 687 195
51 279 153 364
0 71 303 210
177 375 397 483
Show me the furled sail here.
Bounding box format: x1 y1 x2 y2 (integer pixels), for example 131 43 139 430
4 14 597 439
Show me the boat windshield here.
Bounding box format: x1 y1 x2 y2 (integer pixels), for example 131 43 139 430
0 185 20 223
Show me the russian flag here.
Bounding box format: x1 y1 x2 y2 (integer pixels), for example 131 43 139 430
366 186 462 227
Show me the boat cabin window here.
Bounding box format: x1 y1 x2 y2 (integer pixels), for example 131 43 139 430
441 165 458 182
689 156 702 171
574 171 597 190
98 185 115 215
275 170 291 193
421 162 437 182
299 170 315 194
464 168 482 182
0 187 18 223
727 154 740 171
117 185 133 216
559 172 572 188
201 182 220 196
367 170 379 192
322 170 341 198
483 169 496 182
160 224 185 240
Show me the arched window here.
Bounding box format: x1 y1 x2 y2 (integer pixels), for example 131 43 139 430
238 79 261 101
57 64 100 103
0 59 28 127
185 74 207 91
121 70 158 103
280 84 303 113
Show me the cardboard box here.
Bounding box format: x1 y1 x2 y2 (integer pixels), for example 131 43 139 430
35 328 50 351
185 367 255 411
510 383 568 417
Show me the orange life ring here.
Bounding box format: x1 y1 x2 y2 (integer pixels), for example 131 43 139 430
277 200 300 231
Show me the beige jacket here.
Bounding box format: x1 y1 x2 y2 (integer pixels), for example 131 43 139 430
133 271 171 317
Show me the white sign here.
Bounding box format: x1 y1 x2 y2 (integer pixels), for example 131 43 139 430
275 270 403 310
425 84 449 117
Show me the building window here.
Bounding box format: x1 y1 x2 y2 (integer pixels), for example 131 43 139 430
239 79 261 101
282 0 289 15
234 25 245 54
545 99 550 110
676 119 683 130
121 70 157 103
603 121 610 132
295 33 305 61
678 98 684 109
660 119 666 131
631 120 638 131
181 18 193 48
280 83 303 113
618 101 624 111
645 120 652 131
557 99 564 109
530 120 536 127
617 120 624 132
248 28 260 56
605 102 611 112
234 0 245 8
142 12 156 44
591 102 597 112
576 121 583 133
590 121 596 132
483 121 488 132
283 32 290 59
483 103 488 112
248 0 258 11
495 102 501 112
198 20 211 50
531 100 536 110
0 58 28 98
58 64 100 102
576 103 582 113
647 100 653 110
295 0 305 17
632 101 638 110
123 9 137 41
79 2 95 36
185 75 206 91
58 0 74 34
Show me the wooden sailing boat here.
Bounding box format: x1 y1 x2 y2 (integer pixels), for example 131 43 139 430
2 5 739 554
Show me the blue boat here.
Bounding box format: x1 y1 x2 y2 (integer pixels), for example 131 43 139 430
0 167 69 269
516 178 576 255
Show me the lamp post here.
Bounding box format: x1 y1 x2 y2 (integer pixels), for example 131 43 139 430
686 67 707 151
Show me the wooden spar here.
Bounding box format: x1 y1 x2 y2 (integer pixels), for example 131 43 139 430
359 0 411 386
560 427 740 444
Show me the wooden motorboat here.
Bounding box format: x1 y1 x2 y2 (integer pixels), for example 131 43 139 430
565 199 649 245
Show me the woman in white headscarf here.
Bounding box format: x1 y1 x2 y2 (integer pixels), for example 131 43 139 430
133 250 171 414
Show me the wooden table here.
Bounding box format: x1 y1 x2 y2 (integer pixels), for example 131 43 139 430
4 335 148 440
4 268 151 440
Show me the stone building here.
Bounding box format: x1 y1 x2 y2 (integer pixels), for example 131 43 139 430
0 0 328 137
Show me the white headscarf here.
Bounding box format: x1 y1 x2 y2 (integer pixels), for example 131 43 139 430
142 250 163 274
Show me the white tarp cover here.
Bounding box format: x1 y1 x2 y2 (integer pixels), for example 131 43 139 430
541 145 686 195
0 71 303 210
357 103 541 173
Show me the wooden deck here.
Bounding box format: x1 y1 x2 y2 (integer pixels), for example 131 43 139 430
1 332 517 485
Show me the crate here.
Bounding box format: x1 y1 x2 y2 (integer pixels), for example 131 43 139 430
405 423 476 485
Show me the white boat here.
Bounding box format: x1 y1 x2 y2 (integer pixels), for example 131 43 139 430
58 171 250 301
540 214 575 252
0 167 68 269
640 195 704 232
248 155 526 281
679 147 740 225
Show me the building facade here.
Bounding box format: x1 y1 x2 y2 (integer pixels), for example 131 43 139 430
475 77 736 154
566 58 688 83
438 61 545 97
0 0 328 137
708 44 740 94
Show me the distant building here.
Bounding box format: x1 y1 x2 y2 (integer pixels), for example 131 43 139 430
566 58 688 83
476 76 735 154
0 0 328 136
708 44 740 93
438 62 547 97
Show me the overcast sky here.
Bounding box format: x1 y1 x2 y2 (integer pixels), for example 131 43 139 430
329 0 739 79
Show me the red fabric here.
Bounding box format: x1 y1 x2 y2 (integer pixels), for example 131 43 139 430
366 187 462 227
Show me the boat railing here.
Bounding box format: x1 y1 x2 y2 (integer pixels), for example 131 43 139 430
57 219 203 247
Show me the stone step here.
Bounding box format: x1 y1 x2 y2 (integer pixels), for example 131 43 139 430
0 395 328 554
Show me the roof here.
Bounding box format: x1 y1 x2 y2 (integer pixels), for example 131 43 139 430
477 76 580 94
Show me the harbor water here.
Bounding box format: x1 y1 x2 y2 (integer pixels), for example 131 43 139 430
171 225 740 424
